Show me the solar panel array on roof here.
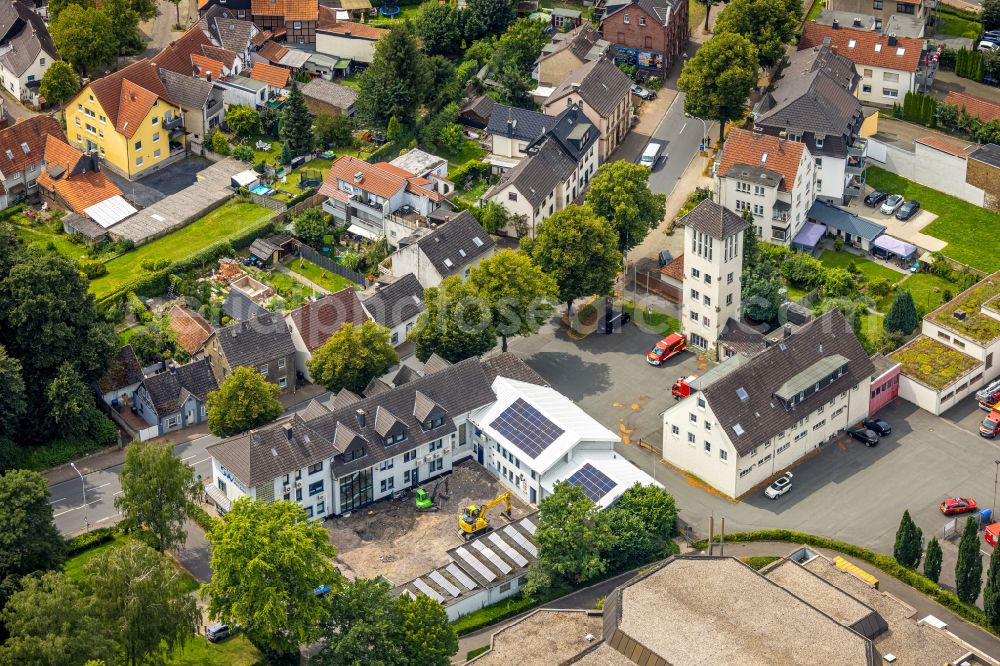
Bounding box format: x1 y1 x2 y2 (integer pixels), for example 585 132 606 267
489 398 565 459
566 463 616 503
413 578 445 603
429 570 460 598
473 542 513 574
446 563 476 590
504 525 538 556
521 516 537 535
456 547 496 582
489 533 529 567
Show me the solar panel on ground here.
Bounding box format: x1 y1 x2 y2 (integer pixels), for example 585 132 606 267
488 398 565 459
446 563 477 590
503 525 538 557
413 578 445 603
456 547 497 582
472 541 513 574
429 570 461 598
489 533 529 567
566 463 617 503
521 517 537 535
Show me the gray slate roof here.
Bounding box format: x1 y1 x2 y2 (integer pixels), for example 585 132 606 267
487 139 576 208
536 103 598 162
140 360 218 416
223 290 269 323
213 312 297 370
970 143 1000 169
808 201 886 242
755 68 861 142
486 104 552 144
783 45 858 93
604 0 675 25
700 310 874 455
539 24 608 63
392 364 421 386
360 273 424 329
717 318 766 357
548 57 632 118
332 388 362 410
414 210 495 278
0 1 55 77
202 7 257 54
159 69 216 110
680 199 751 240
481 352 548 387
301 77 358 110
98 345 144 393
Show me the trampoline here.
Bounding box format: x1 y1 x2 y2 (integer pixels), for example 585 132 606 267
298 169 322 189
379 4 400 15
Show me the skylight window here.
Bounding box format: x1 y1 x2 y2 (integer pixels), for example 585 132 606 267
443 258 454 268
20 142 29 154
472 236 484 247
848 39 856 48
733 423 745 436
4 150 12 160
458 249 467 257
896 47 905 56
737 387 749 401
875 43 882 52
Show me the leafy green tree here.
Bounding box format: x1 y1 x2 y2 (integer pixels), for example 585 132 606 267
822 267 855 297
469 249 558 352
225 105 260 139
491 17 549 72
356 21 430 129
85 540 199 666
49 0 94 20
416 2 464 58
206 366 283 437
46 361 97 438
741 263 783 325
386 115 404 144
280 83 314 157
210 130 230 155
425 55 460 111
893 510 922 569
259 105 280 136
956 515 984 604
102 0 144 56
205 499 339 656
0 571 111 666
985 0 1000 31
0 345 25 440
985 542 1000 628
115 441 197 552
280 140 293 165
0 470 65 617
293 206 331 248
50 4 116 77
586 161 666 254
308 321 399 394
313 578 405 665
694 0 720 32
524 205 619 314
232 143 254 162
923 536 943 583
884 289 919 335
780 251 825 287
409 276 497 363
678 33 758 142
714 0 799 68
491 61 535 108
39 61 80 111
464 0 515 39
473 200 510 235
397 595 457 666
603 484 678 570
529 482 609 589
420 102 460 149
314 113 352 148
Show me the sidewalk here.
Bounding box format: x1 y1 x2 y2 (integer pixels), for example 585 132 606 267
43 382 328 486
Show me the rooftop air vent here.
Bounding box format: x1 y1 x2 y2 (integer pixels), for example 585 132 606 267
737 387 749 401
954 310 967 320
353 171 364 183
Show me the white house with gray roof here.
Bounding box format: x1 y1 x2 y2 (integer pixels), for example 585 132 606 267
485 104 555 172
661 309 874 499
133 359 218 437
387 210 496 288
359 273 425 347
0 0 55 106
159 70 225 153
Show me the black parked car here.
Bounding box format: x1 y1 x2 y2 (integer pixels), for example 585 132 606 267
896 199 920 220
848 428 879 447
863 418 891 436
864 190 887 207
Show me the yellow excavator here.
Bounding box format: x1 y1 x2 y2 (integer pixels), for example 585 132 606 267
458 490 511 539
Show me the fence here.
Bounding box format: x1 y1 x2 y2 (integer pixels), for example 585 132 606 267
298 244 371 287
271 192 327 227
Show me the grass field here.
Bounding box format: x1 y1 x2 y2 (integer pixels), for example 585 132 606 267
859 311 884 340
436 138 487 168
270 158 333 201
168 635 263 666
865 167 999 272
14 224 89 261
817 250 902 285
805 0 826 23
898 272 958 314
64 534 199 593
89 201 274 299
623 301 681 336
286 256 359 292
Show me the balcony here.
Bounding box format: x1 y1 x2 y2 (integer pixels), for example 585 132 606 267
846 154 866 174
847 138 867 159
772 200 790 222
351 193 386 217
162 115 183 131
844 175 865 198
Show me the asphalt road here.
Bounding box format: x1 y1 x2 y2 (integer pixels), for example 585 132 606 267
645 92 713 199
49 392 330 536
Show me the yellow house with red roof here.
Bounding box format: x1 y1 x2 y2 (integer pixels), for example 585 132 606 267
64 59 185 180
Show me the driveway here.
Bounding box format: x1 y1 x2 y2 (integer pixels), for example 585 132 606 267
507 320 1000 558
103 156 214 207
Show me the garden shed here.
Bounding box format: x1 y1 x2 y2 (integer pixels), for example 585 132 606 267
232 170 260 190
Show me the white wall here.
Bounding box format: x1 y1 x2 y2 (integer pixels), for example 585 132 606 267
681 224 743 351
0 50 51 104
315 33 377 63
815 155 847 204
856 66 915 106
865 138 986 207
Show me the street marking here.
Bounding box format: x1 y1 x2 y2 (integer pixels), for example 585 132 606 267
93 482 111 490
679 122 687 134
182 454 196 461
191 457 210 466
53 499 102 517
95 516 112 524
48 497 67 505
113 491 123 496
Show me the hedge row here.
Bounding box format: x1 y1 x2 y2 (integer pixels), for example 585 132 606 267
188 502 219 534
65 527 117 557
287 187 317 207
450 583 573 636
97 217 276 306
690 530 997 636
366 140 404 164
0 203 26 222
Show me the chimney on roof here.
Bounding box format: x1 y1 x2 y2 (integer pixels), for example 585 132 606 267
784 324 792 338
832 19 839 29
888 34 897 46
283 422 293 440
355 408 366 427
852 17 861 27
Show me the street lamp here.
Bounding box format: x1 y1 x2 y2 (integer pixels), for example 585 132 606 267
69 462 89 533
993 459 1000 517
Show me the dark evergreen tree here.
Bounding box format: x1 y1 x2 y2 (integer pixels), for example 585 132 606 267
956 516 984 604
893 510 922 569
356 21 430 129
884 289 919 335
279 83 313 158
924 536 943 583
464 0 515 40
985 541 1000 628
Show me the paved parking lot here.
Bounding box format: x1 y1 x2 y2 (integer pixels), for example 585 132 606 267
508 318 1000 556
103 156 213 207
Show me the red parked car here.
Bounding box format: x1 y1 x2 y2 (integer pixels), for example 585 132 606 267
940 497 978 516
647 333 686 366
981 411 1000 438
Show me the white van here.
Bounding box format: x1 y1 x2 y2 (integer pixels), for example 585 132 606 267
640 142 664 168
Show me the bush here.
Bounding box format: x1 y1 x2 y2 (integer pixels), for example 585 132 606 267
232 143 255 162
0 203 26 222
65 526 117 556
210 130 231 156
451 159 492 190
77 257 107 279
188 502 219 533
834 237 844 252
139 258 170 272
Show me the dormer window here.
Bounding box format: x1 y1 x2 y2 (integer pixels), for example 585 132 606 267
426 416 445 430
386 431 406 445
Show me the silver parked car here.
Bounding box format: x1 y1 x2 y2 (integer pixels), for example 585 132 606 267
880 194 905 215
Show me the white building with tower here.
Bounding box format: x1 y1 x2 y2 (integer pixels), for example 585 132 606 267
679 200 750 353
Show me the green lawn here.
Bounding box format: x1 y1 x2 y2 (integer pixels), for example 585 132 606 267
286 256 359 292
168 635 263 666
90 201 275 299
64 534 198 593
14 224 88 261
937 14 982 38
859 311 884 340
817 250 903 286
865 166 1000 272
897 272 958 315
805 0 825 22
623 301 681 337
269 158 333 202
784 283 811 301
436 138 487 168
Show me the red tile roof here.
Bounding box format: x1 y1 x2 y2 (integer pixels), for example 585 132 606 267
82 59 173 140
252 0 284 17
318 20 387 41
915 135 975 157
36 135 123 214
0 115 61 176
287 287 370 352
169 305 214 355
374 162 446 202
258 41 289 62
718 128 806 193
284 0 318 21
659 254 684 282
799 23 924 72
202 45 238 69
192 53 225 79
944 90 1000 123
250 61 290 88
320 155 408 200
151 25 213 76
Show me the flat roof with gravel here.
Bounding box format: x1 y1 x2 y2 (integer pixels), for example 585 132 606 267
471 610 602 665
618 557 873 665
764 558 875 628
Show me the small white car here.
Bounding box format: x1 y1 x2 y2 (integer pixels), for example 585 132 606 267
764 472 794 499
880 194 904 215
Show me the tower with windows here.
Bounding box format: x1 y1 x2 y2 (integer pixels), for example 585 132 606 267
680 200 750 353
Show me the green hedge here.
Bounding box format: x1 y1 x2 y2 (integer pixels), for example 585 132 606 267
0 413 117 472
287 187 317 207
689 530 997 636
450 584 573 636
366 141 404 164
65 527 117 556
188 502 219 534
0 203 26 222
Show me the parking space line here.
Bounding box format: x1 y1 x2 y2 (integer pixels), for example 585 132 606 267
191 457 210 466
48 497 67 505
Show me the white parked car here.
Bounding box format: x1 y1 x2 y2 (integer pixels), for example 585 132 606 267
764 472 793 499
880 194 904 215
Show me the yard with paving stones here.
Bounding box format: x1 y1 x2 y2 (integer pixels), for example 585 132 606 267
327 461 533 585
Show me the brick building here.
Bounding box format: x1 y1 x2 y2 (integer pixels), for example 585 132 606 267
600 0 688 78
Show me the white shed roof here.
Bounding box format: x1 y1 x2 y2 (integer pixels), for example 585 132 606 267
83 195 138 229
232 170 259 187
